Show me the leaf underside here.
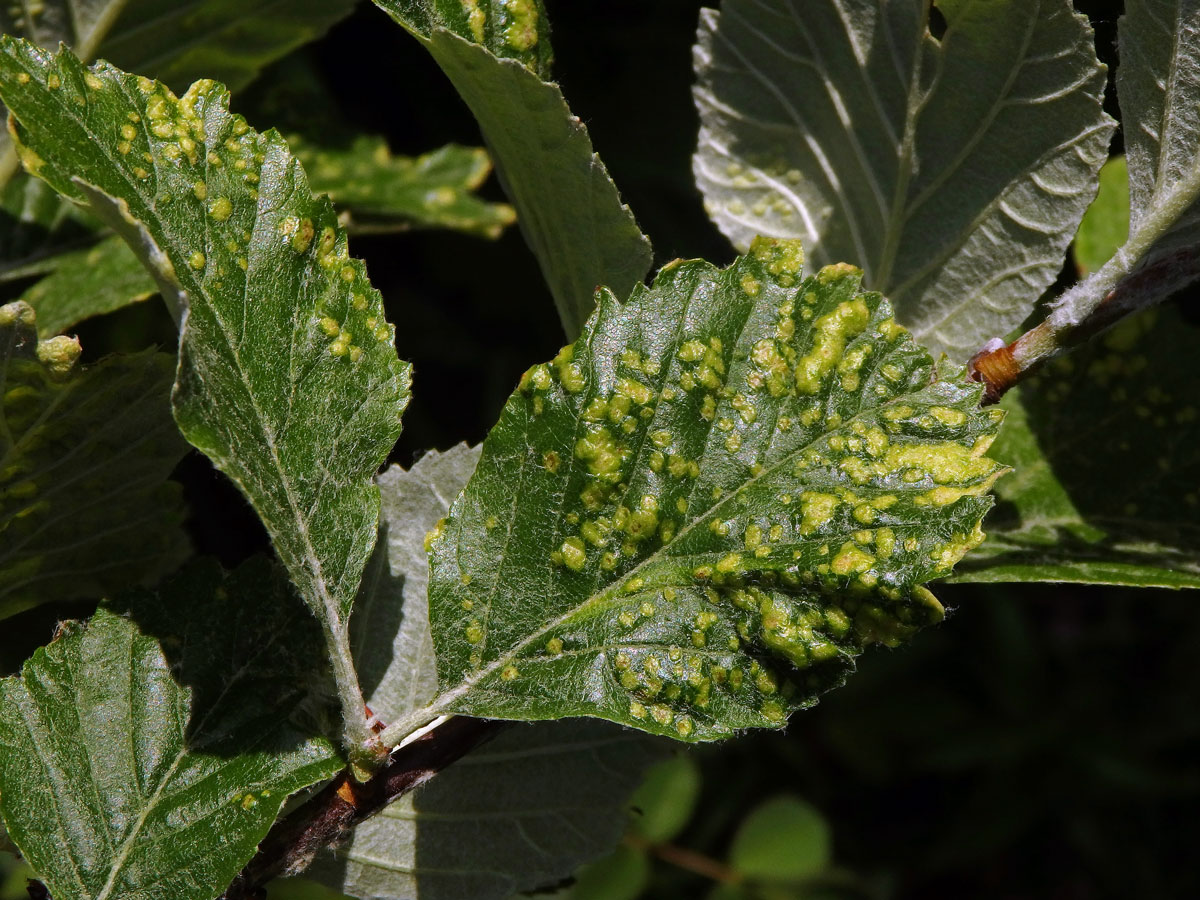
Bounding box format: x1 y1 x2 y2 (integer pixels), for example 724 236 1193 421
692 0 1113 360
0 560 344 900
0 300 188 620
311 720 665 900
954 305 1200 589
353 444 484 720
373 0 653 340
423 238 1004 743
1119 0 1200 266
0 40 412 630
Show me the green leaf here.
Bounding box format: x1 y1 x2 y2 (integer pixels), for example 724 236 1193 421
0 41 412 754
693 0 1113 361
1117 0 1200 267
0 39 412 703
0 559 344 900
728 796 831 883
312 447 665 900
628 755 702 844
953 305 1200 589
1073 155 1130 277
296 138 516 239
0 300 188 620
0 0 359 329
563 845 650 900
19 235 157 335
310 721 663 900
403 238 1004 743
377 0 554 77
373 1 653 340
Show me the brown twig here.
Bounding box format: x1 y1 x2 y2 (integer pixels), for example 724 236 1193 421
221 716 505 899
624 834 740 885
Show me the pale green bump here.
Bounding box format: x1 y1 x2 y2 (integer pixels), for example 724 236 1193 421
502 0 539 52
36 336 82 378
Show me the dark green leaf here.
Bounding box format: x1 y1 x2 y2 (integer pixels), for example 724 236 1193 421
0 41 412 650
0 300 188 620
0 559 344 900
412 238 1004 742
954 305 1200 588
729 795 831 882
296 138 515 239
0 0 359 95
1073 155 1129 276
372 0 653 339
693 0 1113 360
19 235 156 335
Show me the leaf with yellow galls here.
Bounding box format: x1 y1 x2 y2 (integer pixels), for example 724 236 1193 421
393 237 1005 744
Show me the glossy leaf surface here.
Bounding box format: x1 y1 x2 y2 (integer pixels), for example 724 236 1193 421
693 0 1113 360
417 238 1004 742
0 300 187 620
0 0 358 189
0 560 344 900
0 42 412 636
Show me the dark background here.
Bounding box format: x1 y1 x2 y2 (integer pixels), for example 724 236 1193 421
9 1 1200 898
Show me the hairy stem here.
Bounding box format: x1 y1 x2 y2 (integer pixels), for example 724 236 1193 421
625 835 739 884
970 245 1200 402
971 146 1200 402
321 620 383 779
